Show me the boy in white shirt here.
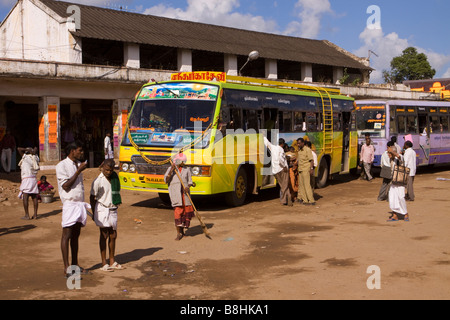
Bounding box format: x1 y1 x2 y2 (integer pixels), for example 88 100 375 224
90 159 123 271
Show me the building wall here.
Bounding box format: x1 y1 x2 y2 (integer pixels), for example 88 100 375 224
0 0 80 63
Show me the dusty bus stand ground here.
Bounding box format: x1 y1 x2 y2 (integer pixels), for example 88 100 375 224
1 165 450 300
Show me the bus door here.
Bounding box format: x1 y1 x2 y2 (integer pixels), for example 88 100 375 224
262 108 278 187
418 110 430 164
341 112 351 172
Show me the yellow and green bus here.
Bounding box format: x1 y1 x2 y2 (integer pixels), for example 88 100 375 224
119 72 358 206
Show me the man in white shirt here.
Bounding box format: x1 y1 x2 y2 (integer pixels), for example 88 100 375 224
403 141 417 201
306 141 318 191
104 133 114 159
264 137 292 206
56 141 90 278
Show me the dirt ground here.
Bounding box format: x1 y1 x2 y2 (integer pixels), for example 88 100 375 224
1 165 450 301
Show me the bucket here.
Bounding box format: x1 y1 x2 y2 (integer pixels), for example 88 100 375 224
41 194 54 203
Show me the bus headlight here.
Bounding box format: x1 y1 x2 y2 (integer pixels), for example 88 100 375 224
129 164 136 173
191 166 200 176
190 166 211 177
121 163 129 172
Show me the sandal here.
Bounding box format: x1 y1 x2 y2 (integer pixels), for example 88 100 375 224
110 262 124 270
100 264 114 272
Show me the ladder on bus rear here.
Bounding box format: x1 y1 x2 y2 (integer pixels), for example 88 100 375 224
315 87 334 155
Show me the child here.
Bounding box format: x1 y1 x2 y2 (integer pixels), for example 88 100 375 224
164 153 195 241
90 159 124 271
37 175 54 202
38 175 54 193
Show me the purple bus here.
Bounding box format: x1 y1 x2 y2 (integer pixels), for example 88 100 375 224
355 100 450 167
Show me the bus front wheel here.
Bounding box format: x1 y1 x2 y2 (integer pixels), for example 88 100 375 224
225 168 248 207
316 159 329 189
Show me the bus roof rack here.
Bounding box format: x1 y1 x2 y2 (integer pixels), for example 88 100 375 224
226 75 342 96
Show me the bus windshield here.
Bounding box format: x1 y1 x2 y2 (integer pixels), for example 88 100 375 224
355 104 386 138
124 82 219 148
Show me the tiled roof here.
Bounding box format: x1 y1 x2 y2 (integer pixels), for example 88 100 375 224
40 0 371 70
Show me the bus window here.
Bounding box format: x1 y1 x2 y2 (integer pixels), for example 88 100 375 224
318 113 323 131
430 115 440 133
397 115 406 133
306 112 317 132
279 111 292 133
333 113 342 131
440 116 449 132
406 115 418 133
418 114 428 135
294 112 306 132
243 109 260 131
355 104 386 137
389 109 397 134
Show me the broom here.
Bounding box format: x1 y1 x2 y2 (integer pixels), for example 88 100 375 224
169 159 212 239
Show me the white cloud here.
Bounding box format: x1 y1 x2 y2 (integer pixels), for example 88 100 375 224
354 27 450 83
285 0 332 38
142 0 332 38
143 0 279 34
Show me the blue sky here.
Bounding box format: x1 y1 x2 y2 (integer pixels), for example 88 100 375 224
1 0 449 83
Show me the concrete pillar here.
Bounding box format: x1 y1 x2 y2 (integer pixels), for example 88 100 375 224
333 67 344 85
38 96 61 163
112 99 132 159
177 49 192 72
124 43 140 69
265 59 278 79
301 63 313 83
225 54 238 76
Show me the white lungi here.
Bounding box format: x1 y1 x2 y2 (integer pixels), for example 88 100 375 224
389 184 408 216
18 176 39 198
94 202 118 230
61 201 91 228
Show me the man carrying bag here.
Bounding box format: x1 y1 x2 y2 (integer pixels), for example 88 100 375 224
378 142 395 201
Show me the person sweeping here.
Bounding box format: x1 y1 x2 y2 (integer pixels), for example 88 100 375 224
164 153 195 241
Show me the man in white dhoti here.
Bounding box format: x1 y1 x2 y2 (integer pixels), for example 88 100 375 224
56 141 91 277
104 132 114 159
90 159 123 272
387 149 409 222
403 141 417 201
17 147 40 220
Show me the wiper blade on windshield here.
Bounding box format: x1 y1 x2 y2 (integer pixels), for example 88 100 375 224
151 79 180 98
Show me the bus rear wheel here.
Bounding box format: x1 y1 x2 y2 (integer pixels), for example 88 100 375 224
316 159 329 189
225 168 247 207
